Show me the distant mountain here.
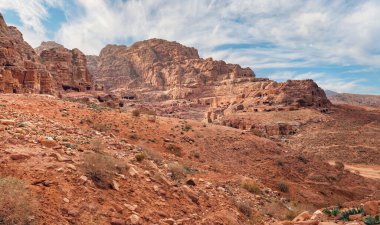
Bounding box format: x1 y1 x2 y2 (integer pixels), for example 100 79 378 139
325 90 380 108
324 90 339 97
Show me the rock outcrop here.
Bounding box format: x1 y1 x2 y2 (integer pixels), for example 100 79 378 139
328 92 380 108
36 42 92 91
206 79 331 124
92 39 255 100
89 38 330 125
0 13 54 94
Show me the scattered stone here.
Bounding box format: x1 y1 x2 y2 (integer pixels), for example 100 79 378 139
51 153 71 162
79 175 88 183
129 167 138 177
182 185 199 204
63 198 70 203
112 180 120 191
186 179 196 186
124 203 138 211
217 186 225 192
161 218 176 225
66 164 76 171
311 210 328 221
38 136 57 148
10 154 30 161
129 214 140 224
293 211 311 222
110 218 125 225
0 119 15 126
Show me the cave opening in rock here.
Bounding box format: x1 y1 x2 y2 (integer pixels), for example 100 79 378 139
62 85 80 92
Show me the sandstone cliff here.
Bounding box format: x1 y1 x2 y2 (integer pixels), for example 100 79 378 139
36 42 92 91
0 13 54 94
92 39 255 100
89 39 330 115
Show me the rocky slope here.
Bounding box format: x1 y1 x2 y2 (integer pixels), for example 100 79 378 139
329 92 380 108
36 41 93 92
0 93 379 224
0 14 55 94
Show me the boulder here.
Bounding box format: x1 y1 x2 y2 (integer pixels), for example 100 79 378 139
293 211 312 222
363 201 379 215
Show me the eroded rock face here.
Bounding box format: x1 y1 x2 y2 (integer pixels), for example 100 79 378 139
93 39 255 100
89 38 331 128
206 79 331 123
0 14 55 94
37 42 92 91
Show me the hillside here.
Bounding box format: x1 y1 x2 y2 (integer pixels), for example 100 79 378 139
0 11 379 225
329 92 380 108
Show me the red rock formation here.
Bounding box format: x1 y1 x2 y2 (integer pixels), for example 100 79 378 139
89 39 331 128
94 39 255 99
90 39 330 111
0 13 55 94
37 42 92 91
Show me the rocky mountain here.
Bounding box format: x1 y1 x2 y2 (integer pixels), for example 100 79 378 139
0 11 379 225
328 92 380 108
36 41 93 91
0 14 55 94
89 39 329 105
88 39 330 127
324 89 338 97
93 39 255 99
35 41 64 55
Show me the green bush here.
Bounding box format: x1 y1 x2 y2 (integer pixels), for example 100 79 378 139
323 207 340 217
364 215 380 225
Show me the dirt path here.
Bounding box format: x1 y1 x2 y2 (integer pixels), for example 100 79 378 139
328 161 380 180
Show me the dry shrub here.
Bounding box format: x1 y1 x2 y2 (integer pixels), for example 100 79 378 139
132 109 141 117
129 133 138 140
143 148 163 164
135 152 146 162
286 211 298 220
165 144 183 157
147 115 157 122
278 181 289 193
167 162 186 180
235 201 252 218
242 181 262 194
89 138 106 153
83 152 127 189
92 122 110 132
334 161 345 170
0 177 38 225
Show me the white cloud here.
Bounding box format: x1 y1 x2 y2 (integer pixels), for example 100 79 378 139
50 0 380 70
2 0 380 68
1 0 379 94
0 0 63 46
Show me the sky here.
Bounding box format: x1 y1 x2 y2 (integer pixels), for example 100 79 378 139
0 0 379 95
